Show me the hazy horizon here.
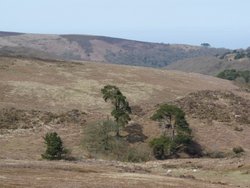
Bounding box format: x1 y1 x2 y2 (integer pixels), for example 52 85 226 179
1 0 250 49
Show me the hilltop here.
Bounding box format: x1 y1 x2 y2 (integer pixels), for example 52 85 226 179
0 31 228 68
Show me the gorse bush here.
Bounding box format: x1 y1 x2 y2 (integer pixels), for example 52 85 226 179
42 132 68 160
233 146 244 154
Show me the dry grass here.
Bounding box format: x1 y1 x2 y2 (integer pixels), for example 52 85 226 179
0 56 239 112
1 159 246 188
1 57 250 187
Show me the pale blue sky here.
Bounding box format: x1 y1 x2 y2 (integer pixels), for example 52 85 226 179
1 0 250 49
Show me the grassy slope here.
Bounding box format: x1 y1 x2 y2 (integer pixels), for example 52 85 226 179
0 56 250 187
166 56 250 75
0 56 249 155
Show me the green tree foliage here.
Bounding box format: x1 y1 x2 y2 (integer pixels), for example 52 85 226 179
217 69 239 81
201 43 211 47
239 70 250 83
42 132 67 160
217 69 250 83
149 136 172 160
101 85 131 136
150 104 192 159
151 104 191 140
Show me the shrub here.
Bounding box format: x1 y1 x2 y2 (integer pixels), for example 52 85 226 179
124 145 152 162
217 69 239 81
149 136 173 160
233 146 244 154
83 120 128 160
82 120 151 162
83 120 117 154
206 151 227 158
42 132 68 160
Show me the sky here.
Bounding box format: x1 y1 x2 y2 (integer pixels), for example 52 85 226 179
0 0 250 49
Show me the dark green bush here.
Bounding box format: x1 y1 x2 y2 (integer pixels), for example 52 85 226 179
42 132 68 160
149 136 172 160
233 146 244 154
217 69 239 81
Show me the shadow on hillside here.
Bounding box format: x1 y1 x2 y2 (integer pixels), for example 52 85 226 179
124 123 148 143
184 140 203 158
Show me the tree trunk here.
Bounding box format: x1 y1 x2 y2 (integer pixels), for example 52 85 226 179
171 124 175 141
115 117 120 137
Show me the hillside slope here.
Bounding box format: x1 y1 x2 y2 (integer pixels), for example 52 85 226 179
1 56 250 157
0 56 239 113
0 31 228 67
1 56 250 187
166 56 250 75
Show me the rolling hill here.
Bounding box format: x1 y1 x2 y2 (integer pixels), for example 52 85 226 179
1 32 250 187
0 31 228 68
1 56 249 156
165 56 250 75
1 56 250 187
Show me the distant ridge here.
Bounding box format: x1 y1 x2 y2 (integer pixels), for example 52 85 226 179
0 31 23 37
0 31 228 70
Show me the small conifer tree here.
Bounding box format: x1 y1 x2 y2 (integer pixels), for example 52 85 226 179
42 132 67 160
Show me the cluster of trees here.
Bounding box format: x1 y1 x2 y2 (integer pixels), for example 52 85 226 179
150 104 193 159
42 85 195 161
83 85 151 162
217 69 250 83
